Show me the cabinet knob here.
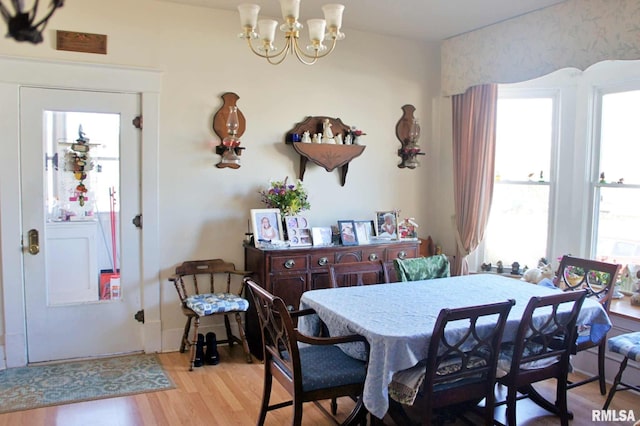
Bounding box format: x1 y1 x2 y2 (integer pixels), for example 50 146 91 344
318 257 328 266
284 259 296 269
398 251 407 260
287 305 295 311
368 253 378 261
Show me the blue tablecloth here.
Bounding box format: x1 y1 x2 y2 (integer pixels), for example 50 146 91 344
298 274 611 419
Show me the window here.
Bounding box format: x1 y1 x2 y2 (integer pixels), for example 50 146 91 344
592 89 640 281
482 95 555 269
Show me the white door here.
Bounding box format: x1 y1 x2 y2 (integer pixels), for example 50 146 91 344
21 87 143 363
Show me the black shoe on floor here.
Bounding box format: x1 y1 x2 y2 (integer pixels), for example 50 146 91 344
205 332 220 365
194 333 205 368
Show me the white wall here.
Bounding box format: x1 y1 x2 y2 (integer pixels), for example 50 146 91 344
0 0 440 355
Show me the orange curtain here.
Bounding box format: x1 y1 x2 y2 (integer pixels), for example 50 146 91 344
451 84 498 276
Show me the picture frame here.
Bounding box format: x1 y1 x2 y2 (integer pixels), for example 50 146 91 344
338 220 358 246
375 210 398 239
250 208 282 247
354 220 374 245
285 216 312 246
312 227 333 246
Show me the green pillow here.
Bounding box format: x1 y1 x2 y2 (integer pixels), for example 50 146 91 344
394 254 450 282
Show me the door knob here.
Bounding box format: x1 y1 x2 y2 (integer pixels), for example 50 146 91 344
28 229 40 255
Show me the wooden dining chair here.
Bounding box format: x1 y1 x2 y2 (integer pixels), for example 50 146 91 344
168 259 253 370
245 278 369 426
328 260 389 288
555 255 621 394
494 290 587 426
392 254 451 282
388 299 515 426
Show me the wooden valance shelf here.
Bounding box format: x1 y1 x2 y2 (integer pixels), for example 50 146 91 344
285 116 366 186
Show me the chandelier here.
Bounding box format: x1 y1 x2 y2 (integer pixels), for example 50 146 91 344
0 0 64 44
237 0 345 65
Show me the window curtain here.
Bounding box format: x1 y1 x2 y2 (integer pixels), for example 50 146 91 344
451 84 498 276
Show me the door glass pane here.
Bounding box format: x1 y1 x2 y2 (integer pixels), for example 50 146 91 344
44 111 121 304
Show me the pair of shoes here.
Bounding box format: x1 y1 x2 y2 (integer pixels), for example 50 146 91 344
194 333 205 368
205 332 220 365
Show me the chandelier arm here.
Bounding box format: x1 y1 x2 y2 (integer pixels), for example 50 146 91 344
10 0 21 13
295 37 338 61
244 36 287 62
265 36 294 65
292 41 319 65
31 1 63 30
0 4 11 22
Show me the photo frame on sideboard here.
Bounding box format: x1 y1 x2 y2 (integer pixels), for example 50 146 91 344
285 216 312 246
375 210 398 239
338 220 358 246
250 208 282 247
312 227 333 246
354 220 374 244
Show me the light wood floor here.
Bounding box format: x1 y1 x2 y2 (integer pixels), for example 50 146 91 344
0 346 638 425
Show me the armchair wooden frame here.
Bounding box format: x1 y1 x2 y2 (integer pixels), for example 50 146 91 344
328 260 389 288
168 259 252 370
245 278 369 426
495 290 587 426
555 255 621 394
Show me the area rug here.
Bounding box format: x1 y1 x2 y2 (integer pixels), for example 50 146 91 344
0 354 174 414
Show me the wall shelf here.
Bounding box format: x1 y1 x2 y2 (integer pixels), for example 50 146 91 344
285 116 365 186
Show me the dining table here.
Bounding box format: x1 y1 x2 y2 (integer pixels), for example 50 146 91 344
297 273 612 420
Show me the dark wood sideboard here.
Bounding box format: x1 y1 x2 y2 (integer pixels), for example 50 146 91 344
244 240 421 358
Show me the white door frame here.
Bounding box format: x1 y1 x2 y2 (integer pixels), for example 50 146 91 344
0 56 162 368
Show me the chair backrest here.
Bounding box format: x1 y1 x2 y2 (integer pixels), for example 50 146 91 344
245 278 299 386
505 290 587 381
171 259 238 302
422 299 515 408
556 255 621 312
393 254 451 282
329 260 389 288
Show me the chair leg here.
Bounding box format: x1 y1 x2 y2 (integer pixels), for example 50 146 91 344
189 317 200 371
257 364 272 426
224 314 234 347
506 386 518 426
330 397 337 415
556 378 570 426
292 399 303 426
234 312 253 363
603 356 629 410
597 341 607 395
180 317 192 353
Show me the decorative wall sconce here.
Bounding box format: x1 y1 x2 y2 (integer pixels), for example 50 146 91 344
237 0 345 65
395 104 425 169
212 92 246 169
1 0 63 43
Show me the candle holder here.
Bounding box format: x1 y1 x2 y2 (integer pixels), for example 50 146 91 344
395 104 425 169
212 92 246 169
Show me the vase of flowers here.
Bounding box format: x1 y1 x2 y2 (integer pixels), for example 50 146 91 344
259 177 311 216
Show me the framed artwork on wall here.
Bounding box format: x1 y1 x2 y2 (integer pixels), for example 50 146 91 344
338 220 358 246
251 208 282 247
375 210 398 239
285 216 312 246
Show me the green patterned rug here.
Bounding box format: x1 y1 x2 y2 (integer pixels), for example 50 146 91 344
0 354 174 414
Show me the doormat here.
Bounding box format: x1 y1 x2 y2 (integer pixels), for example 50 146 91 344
0 354 174 414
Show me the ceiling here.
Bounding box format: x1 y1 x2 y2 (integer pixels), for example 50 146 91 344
160 0 566 41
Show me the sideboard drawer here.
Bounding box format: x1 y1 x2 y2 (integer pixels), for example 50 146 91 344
386 244 419 261
270 255 308 272
310 252 334 269
362 247 385 262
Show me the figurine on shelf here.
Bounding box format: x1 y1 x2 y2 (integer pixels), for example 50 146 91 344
335 134 343 144
496 260 504 274
323 118 333 139
511 262 520 275
301 131 311 143
311 133 320 144
344 133 352 144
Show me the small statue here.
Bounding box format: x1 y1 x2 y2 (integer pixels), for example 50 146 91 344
344 133 352 144
335 134 343 144
481 262 492 272
600 172 606 183
301 130 311 143
311 133 320 144
322 118 333 139
496 261 504 274
511 262 520 275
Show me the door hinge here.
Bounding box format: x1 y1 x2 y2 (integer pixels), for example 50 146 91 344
134 309 145 323
132 214 142 229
